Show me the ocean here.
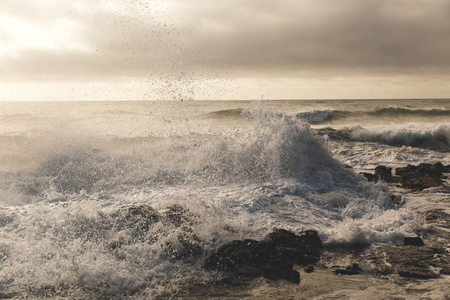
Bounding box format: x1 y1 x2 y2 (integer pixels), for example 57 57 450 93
0 99 449 299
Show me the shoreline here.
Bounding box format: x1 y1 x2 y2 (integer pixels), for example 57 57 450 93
175 164 450 299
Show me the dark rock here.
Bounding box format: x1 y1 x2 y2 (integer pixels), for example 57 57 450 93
361 172 378 183
360 243 448 278
304 265 315 273
110 204 203 260
395 163 445 190
333 263 362 275
262 229 322 265
375 165 392 182
403 236 425 246
112 204 161 233
263 265 300 284
204 229 322 283
165 204 196 227
421 209 450 227
164 231 203 260
384 194 404 210
397 267 438 279
204 239 262 276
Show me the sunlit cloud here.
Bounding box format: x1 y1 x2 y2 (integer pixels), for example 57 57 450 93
1 0 450 100
0 15 87 56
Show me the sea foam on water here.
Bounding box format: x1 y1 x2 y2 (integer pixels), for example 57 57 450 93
0 100 446 298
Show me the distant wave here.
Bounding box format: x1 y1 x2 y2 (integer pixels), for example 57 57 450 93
368 107 450 117
201 108 244 119
318 124 450 152
0 113 35 122
202 107 450 124
308 107 450 124
296 110 334 123
103 109 146 116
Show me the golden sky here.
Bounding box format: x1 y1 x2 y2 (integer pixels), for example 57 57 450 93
1 0 450 101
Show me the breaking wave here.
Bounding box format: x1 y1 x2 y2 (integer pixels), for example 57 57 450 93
194 106 450 125
200 108 244 119
0 107 419 298
308 107 450 124
296 110 334 123
318 124 450 152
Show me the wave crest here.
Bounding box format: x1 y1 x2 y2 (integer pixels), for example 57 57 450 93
319 124 450 151
296 110 334 123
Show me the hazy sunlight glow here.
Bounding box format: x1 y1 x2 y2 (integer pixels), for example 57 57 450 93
0 15 88 56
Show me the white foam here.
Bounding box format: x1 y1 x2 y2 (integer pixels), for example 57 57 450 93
351 123 450 151
0 103 430 298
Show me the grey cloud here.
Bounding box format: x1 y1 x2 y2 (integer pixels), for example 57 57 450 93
176 0 450 74
2 0 450 82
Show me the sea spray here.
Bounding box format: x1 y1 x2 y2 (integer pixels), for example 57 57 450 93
0 103 423 298
351 123 450 151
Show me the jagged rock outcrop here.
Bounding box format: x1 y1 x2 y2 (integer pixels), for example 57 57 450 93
204 229 322 284
395 162 447 190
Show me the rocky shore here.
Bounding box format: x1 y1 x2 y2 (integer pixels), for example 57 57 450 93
360 162 450 191
23 163 444 299
175 162 450 299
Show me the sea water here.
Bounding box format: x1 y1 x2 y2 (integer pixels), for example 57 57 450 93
0 99 449 298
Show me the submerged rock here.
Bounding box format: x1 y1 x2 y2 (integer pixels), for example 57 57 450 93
403 236 425 246
165 204 196 227
356 243 447 279
204 229 322 284
110 204 203 260
112 204 161 233
397 267 439 279
395 163 446 191
304 265 315 273
375 165 392 182
163 204 203 260
204 239 263 276
361 172 379 183
333 263 363 275
164 231 203 260
262 229 322 265
384 194 404 210
263 264 300 284
421 209 450 227
361 162 449 190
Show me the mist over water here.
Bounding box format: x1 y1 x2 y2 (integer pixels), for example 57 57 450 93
0 99 448 298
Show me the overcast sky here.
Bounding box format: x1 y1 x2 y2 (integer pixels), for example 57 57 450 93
1 0 450 101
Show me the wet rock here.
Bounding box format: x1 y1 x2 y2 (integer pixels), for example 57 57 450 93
262 229 322 265
403 236 425 246
421 209 450 227
397 267 439 279
112 204 161 232
164 231 203 260
333 263 362 275
109 204 203 260
361 172 378 183
359 243 447 279
375 165 392 182
385 194 404 209
165 204 196 227
204 239 263 276
304 265 315 273
204 229 322 284
263 264 300 284
395 163 445 190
